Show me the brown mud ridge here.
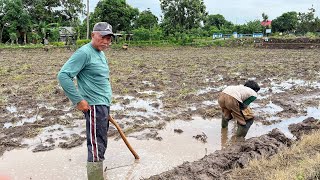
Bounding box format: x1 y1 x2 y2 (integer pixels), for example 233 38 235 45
256 38 320 49
147 117 320 180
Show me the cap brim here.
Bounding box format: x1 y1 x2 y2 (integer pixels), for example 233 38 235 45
96 31 114 37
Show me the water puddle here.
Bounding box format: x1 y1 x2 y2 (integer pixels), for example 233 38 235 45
1 107 320 180
3 115 44 129
0 117 225 180
22 119 85 147
253 101 283 114
270 79 320 93
112 94 163 117
6 106 17 113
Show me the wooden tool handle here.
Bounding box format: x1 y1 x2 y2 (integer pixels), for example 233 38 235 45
109 115 140 159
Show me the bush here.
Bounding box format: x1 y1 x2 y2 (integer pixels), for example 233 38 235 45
50 42 65 47
305 32 317 38
76 39 91 46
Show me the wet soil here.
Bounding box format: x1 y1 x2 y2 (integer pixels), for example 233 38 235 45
256 38 320 49
147 118 320 179
0 47 319 178
288 117 320 139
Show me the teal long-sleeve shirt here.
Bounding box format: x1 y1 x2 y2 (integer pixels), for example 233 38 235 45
57 43 112 106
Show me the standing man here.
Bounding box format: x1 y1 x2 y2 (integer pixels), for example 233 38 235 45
57 22 114 180
218 80 260 138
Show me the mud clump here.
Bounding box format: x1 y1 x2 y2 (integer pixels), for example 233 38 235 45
288 117 320 139
174 129 183 134
32 144 55 152
192 132 208 143
58 134 86 149
147 129 291 180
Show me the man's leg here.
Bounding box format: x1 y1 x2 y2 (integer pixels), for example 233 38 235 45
85 105 110 180
218 93 233 128
236 118 254 137
221 113 232 128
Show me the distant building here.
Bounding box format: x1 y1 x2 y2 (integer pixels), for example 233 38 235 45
261 20 272 27
253 32 264 38
213 33 223 39
59 27 74 43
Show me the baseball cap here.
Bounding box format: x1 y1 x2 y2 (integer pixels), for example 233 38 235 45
93 22 114 37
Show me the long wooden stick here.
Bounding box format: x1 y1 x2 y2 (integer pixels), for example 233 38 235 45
108 115 140 159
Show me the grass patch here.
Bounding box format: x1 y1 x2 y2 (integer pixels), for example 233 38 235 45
228 130 320 180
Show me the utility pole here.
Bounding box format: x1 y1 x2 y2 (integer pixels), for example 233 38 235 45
86 0 89 39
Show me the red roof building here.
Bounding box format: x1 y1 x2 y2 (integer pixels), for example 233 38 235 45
261 20 272 27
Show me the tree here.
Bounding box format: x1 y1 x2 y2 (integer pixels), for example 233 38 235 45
2 0 31 44
272 11 298 33
262 12 268 22
204 14 233 31
160 0 207 35
135 9 158 29
297 7 316 34
22 0 84 25
243 20 263 34
0 0 6 43
92 0 139 33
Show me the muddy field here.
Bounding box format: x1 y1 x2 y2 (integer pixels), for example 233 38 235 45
0 47 319 179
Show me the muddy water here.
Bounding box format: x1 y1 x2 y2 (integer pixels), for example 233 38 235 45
1 107 320 180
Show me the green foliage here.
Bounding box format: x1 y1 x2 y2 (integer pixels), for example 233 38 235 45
23 0 84 25
132 28 150 41
135 9 158 29
0 0 84 44
30 32 41 44
160 0 207 35
243 20 263 34
305 32 317 38
76 39 91 46
50 41 65 46
48 28 60 42
204 14 232 30
9 32 17 44
272 11 298 33
132 27 164 41
92 0 139 33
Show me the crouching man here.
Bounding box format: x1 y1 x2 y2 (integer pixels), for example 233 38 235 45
218 80 260 137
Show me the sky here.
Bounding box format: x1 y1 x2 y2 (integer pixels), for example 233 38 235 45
86 0 320 25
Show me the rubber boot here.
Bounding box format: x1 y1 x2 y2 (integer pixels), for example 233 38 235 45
221 115 229 128
236 119 254 137
87 162 104 180
236 124 249 137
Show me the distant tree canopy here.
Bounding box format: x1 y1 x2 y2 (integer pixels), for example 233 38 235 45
22 0 84 25
272 11 298 33
204 14 232 30
160 0 207 35
92 0 139 33
0 0 84 43
297 7 320 34
1 0 320 44
135 9 158 29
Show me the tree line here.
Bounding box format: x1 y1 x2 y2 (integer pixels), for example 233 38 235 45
1 0 320 44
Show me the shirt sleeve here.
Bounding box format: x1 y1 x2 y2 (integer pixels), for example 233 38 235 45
243 96 257 106
57 49 88 105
